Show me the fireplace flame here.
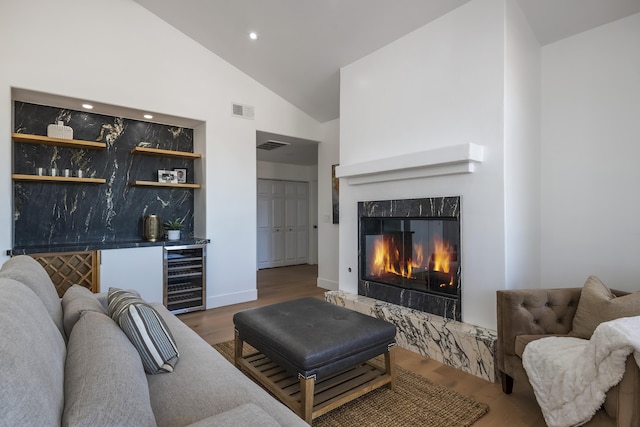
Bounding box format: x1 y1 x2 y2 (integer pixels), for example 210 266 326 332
413 243 424 267
370 237 420 278
430 238 451 273
369 235 455 286
429 237 454 286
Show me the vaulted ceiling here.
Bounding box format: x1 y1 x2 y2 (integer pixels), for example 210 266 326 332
133 0 640 123
132 0 640 164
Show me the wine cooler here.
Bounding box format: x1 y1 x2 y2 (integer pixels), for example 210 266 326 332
163 244 206 314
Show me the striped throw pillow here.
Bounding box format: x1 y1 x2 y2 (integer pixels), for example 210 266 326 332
108 288 179 374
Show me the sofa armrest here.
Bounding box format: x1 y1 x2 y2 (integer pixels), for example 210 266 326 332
496 288 582 372
611 355 640 427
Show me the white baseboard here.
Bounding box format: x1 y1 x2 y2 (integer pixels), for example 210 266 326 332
206 289 257 309
317 277 339 291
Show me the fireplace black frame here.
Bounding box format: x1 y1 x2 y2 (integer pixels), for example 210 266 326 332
358 196 462 320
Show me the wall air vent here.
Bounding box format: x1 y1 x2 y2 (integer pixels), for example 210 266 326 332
257 140 291 151
232 103 255 119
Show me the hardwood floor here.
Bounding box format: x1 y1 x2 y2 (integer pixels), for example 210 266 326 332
179 264 546 427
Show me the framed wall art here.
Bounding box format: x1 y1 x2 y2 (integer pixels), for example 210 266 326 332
173 168 187 184
158 169 178 183
332 164 339 224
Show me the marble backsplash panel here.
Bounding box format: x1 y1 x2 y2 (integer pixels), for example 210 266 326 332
326 290 498 383
13 102 195 247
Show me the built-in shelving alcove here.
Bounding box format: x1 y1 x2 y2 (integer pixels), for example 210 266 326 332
10 90 205 251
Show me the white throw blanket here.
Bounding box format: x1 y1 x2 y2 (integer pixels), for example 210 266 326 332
522 316 640 427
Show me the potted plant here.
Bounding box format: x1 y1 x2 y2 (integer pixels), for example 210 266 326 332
164 218 184 241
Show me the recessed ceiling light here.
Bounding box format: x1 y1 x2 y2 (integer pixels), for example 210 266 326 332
143 114 153 119
249 32 258 40
82 103 93 109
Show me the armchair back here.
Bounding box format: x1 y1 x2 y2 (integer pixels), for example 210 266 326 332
496 286 638 427
496 287 581 376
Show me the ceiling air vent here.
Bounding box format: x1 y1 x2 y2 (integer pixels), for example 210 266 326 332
232 103 255 119
257 140 290 151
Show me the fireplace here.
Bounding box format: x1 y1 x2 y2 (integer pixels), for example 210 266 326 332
358 197 461 320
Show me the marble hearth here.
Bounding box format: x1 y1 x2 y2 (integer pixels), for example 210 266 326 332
325 290 498 383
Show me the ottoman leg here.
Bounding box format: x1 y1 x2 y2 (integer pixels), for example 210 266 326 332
233 330 244 369
299 375 315 425
385 345 397 390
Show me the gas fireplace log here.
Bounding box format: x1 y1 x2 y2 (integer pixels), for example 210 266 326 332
426 270 454 288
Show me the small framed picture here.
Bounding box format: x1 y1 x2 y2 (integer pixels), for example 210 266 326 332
173 168 187 184
158 169 178 183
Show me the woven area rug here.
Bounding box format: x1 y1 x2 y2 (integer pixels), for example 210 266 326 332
213 340 489 427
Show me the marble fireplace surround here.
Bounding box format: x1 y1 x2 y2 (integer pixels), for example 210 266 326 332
325 291 498 383
358 196 462 321
333 145 495 381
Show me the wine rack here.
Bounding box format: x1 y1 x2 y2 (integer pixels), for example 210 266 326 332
163 244 206 314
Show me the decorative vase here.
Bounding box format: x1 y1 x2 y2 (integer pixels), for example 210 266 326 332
47 121 73 139
167 230 180 241
144 215 162 242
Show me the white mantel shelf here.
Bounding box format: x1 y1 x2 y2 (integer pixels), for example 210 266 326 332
335 143 484 185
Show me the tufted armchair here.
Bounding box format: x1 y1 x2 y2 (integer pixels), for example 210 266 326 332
496 287 640 427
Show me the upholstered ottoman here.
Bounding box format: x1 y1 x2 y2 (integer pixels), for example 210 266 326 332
233 297 397 424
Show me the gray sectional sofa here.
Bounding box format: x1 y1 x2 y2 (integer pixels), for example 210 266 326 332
0 255 306 426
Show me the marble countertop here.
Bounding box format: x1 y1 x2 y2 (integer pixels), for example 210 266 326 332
7 237 210 256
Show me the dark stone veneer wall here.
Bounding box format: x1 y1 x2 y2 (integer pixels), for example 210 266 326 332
12 102 195 248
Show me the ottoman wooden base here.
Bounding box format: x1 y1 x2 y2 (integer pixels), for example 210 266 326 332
234 331 396 425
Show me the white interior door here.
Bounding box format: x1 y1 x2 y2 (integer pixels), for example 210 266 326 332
257 179 308 268
257 180 284 268
284 182 298 263
256 181 271 269
271 182 285 267
295 183 309 263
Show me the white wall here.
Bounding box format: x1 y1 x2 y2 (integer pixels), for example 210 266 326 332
317 119 340 290
503 0 541 289
340 0 508 329
540 13 640 290
337 0 640 331
257 161 316 182
0 0 322 308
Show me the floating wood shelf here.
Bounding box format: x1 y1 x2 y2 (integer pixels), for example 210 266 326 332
130 180 201 189
12 174 106 184
12 133 106 150
131 146 201 159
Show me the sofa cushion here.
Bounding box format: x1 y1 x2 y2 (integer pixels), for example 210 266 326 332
0 255 64 337
63 310 156 426
186 403 282 427
516 336 531 359
571 276 640 339
0 278 66 425
108 288 180 374
145 302 308 427
515 334 567 358
61 284 106 338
